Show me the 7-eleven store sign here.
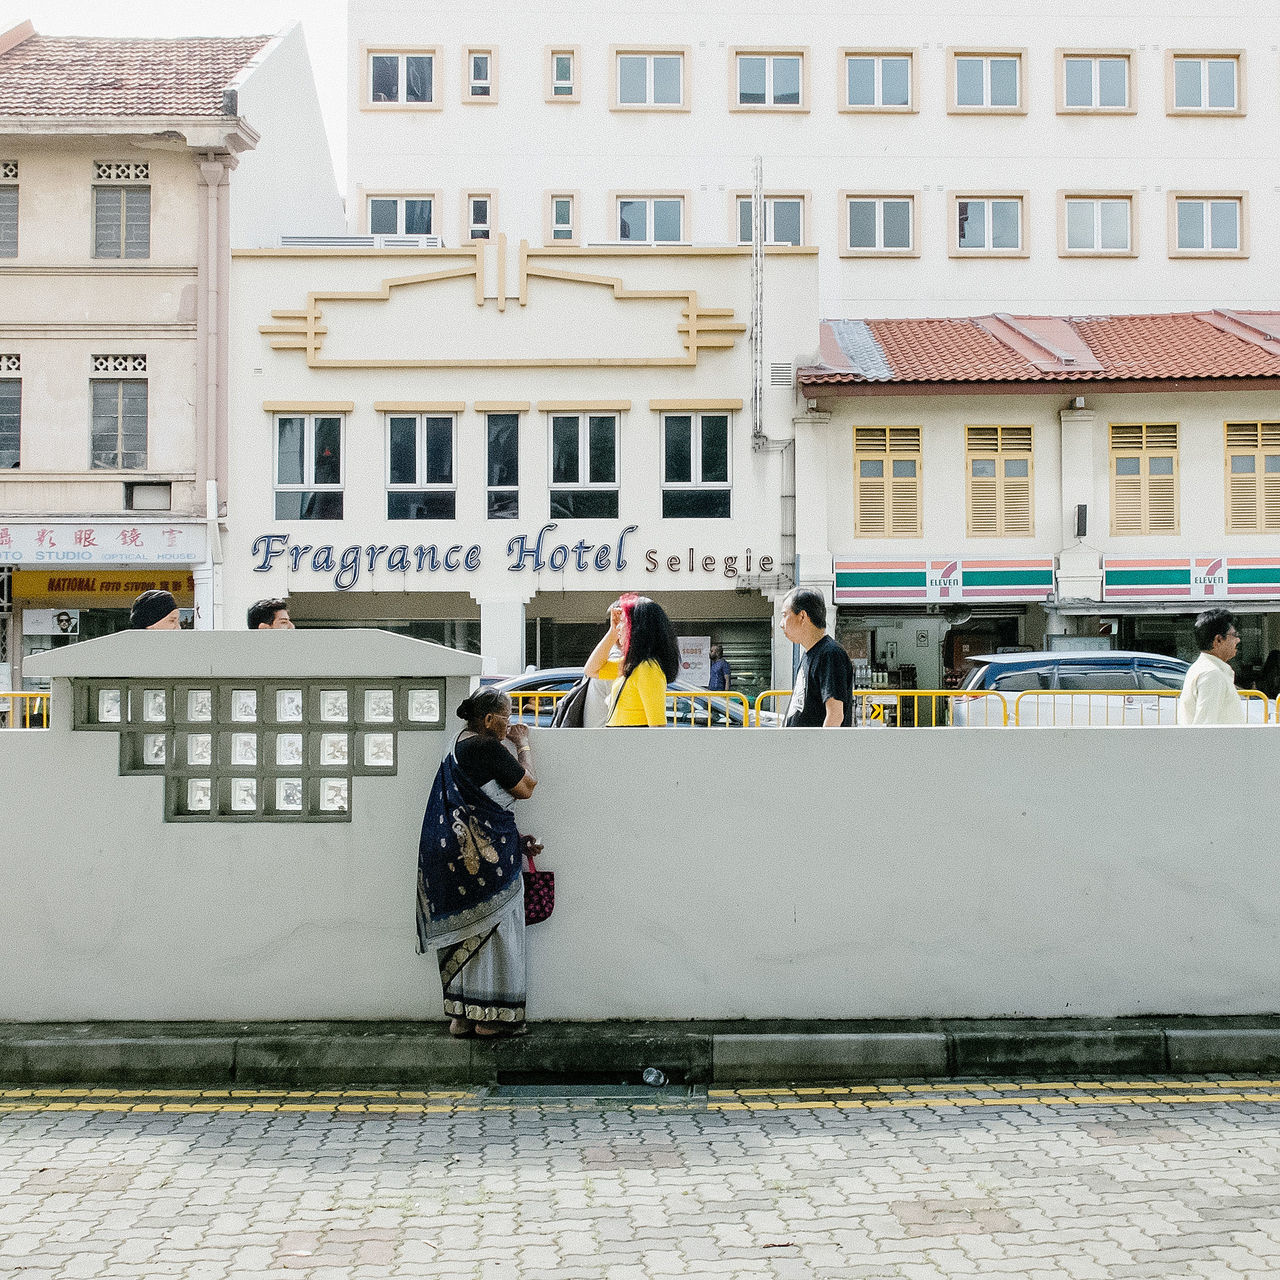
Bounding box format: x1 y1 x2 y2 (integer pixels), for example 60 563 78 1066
835 559 1055 603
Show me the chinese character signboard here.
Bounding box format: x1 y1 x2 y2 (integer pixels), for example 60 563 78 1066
0 522 205 566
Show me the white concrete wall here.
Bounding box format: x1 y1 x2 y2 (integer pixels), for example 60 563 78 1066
232 23 346 247
1 713 1278 1020
348 0 1280 315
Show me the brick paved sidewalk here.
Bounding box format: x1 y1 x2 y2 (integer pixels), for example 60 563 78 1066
2 1081 1279 1279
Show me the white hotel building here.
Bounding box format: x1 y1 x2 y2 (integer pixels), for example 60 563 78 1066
217 0 1280 692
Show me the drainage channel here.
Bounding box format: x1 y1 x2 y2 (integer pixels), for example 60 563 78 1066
486 1083 707 1110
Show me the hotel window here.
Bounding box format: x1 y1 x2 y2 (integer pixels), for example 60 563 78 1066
1173 195 1243 255
1063 196 1132 254
0 162 16 257
368 196 433 236
550 414 618 518
845 195 914 255
549 194 575 242
0 373 19 468
618 196 683 244
487 413 519 520
843 52 912 109
615 51 684 107
467 49 494 99
1110 423 1178 535
735 51 804 108
954 196 1024 254
467 194 493 240
548 49 577 100
737 195 803 246
854 427 921 538
966 426 1034 537
952 52 1022 110
93 182 150 259
276 414 343 520
1061 53 1130 110
662 413 730 519
1224 422 1280 533
1171 54 1240 112
91 378 147 470
387 414 455 520
369 52 434 104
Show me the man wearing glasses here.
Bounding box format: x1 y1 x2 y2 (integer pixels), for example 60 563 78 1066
1179 609 1246 725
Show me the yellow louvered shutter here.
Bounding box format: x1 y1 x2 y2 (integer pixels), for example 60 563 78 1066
1111 423 1178 534
854 426 920 537
1225 423 1280 533
1265 426 1280 530
966 425 1032 536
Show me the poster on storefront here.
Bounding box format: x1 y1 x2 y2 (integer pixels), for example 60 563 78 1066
21 608 80 636
678 636 711 686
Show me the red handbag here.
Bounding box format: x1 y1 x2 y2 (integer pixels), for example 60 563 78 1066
522 834 554 925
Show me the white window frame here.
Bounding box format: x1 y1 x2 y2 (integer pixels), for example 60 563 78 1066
950 193 1027 257
1169 193 1246 257
547 47 579 102
366 50 437 107
735 195 805 246
548 413 619 492
366 194 434 237
840 50 915 112
1169 52 1243 114
385 413 456 493
949 50 1024 113
274 414 345 496
1059 194 1135 256
615 195 685 244
467 193 493 241
733 50 806 110
612 49 686 110
660 414 732 488
547 193 576 244
485 411 521 520
841 193 917 257
1058 51 1132 112
465 48 496 101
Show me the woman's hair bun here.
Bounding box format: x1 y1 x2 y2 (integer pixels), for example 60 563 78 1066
456 696 475 721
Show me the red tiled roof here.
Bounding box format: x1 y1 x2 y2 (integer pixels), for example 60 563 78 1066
801 311 1280 388
0 28 271 118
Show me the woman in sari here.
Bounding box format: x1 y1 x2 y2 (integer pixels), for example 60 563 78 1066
584 594 680 727
416 689 536 1037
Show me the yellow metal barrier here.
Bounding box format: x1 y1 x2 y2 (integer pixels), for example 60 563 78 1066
754 690 793 726
508 690 568 724
666 690 752 727
0 691 50 728
1013 687 1270 727
1242 689 1271 722
752 688 1008 727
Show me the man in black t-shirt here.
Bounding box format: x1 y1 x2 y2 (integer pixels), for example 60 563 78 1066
780 587 854 727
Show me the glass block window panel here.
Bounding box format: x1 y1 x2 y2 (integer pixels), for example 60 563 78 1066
364 733 395 767
364 690 395 722
187 778 213 813
1065 198 1131 251
90 379 147 469
0 379 19 468
276 734 304 766
846 54 910 107
487 412 519 520
0 186 16 257
276 689 304 722
231 689 258 722
320 690 349 722
276 778 304 812
93 186 150 259
187 735 212 766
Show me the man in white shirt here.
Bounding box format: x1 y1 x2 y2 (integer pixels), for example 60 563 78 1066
1178 609 1245 725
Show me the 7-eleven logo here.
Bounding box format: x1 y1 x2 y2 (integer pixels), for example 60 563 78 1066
1194 558 1225 597
929 560 961 599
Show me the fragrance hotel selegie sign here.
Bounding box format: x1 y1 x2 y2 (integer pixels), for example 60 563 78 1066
252 524 777 591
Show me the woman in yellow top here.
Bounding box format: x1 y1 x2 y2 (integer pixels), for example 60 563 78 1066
583 594 680 726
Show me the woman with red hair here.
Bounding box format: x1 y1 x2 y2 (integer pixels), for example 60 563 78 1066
583 593 680 727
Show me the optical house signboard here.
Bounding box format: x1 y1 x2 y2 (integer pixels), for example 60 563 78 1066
834 559 1055 603
1104 557 1280 601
